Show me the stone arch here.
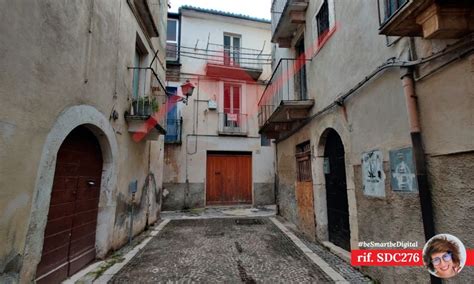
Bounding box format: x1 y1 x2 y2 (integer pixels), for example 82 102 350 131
313 126 358 252
20 105 118 282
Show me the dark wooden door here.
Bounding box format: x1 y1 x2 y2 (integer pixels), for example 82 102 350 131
36 127 103 283
206 152 252 205
324 130 350 251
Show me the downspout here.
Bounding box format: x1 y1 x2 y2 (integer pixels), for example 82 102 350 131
401 67 440 284
274 142 279 215
401 68 436 239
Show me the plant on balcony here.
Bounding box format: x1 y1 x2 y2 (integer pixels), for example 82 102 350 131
131 96 159 116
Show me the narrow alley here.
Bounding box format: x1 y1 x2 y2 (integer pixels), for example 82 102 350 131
71 208 369 283
1 0 473 283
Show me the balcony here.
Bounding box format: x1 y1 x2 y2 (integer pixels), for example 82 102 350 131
125 96 167 141
165 117 183 144
203 43 271 81
271 0 309 47
218 113 248 136
258 58 314 140
129 0 159 38
379 0 474 39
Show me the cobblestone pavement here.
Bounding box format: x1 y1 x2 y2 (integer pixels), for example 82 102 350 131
110 218 369 283
110 218 332 283
282 219 372 283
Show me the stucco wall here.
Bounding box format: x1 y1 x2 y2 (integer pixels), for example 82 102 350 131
179 9 272 80
271 0 473 283
0 0 167 282
162 11 275 211
427 153 474 282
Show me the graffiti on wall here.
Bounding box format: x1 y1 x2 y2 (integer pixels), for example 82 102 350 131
362 150 385 197
389 147 418 192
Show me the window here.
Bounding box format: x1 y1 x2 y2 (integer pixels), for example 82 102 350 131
223 34 241 66
166 19 179 61
132 37 148 98
295 38 307 100
384 0 408 20
296 141 312 182
165 87 182 143
223 83 241 127
316 0 329 42
314 0 336 46
261 134 271 147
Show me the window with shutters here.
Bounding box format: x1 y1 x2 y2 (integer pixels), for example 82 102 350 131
219 82 248 135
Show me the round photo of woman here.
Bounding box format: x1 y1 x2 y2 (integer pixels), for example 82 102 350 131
423 234 466 279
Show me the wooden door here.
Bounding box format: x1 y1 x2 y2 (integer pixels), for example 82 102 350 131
36 127 103 283
206 152 252 205
295 142 316 240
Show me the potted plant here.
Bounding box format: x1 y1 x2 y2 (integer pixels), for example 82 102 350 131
132 96 159 116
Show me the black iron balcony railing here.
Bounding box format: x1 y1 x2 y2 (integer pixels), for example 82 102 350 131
165 117 182 143
257 58 311 128
218 112 248 135
206 43 271 70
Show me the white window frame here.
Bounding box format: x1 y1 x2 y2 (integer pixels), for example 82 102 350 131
223 33 241 66
166 19 179 61
313 0 336 44
132 35 149 98
219 81 247 115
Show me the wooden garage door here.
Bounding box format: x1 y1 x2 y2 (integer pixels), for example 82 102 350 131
206 152 252 205
36 127 103 283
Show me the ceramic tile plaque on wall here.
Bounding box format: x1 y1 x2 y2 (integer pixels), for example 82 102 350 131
362 149 385 197
389 147 418 192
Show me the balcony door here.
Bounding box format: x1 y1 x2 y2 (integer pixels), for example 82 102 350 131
295 37 307 100
165 87 179 143
224 83 241 130
224 34 240 66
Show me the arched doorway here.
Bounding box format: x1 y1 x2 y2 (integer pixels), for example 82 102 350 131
36 126 103 283
324 129 350 251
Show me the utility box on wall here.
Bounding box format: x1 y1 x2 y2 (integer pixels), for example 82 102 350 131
208 100 217 110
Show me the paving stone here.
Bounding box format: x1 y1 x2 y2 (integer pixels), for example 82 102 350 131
111 218 337 283
282 219 372 284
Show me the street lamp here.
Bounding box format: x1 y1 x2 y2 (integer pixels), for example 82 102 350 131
180 80 195 105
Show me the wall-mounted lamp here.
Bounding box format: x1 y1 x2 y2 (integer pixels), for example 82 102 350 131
180 80 195 105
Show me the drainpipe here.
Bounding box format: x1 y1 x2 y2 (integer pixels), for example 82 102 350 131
401 68 436 239
401 68 440 284
274 142 279 215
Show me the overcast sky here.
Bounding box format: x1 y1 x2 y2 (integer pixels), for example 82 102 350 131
168 0 271 20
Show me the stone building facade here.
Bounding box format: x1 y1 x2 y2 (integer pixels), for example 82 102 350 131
0 0 168 282
261 0 474 282
162 7 276 210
